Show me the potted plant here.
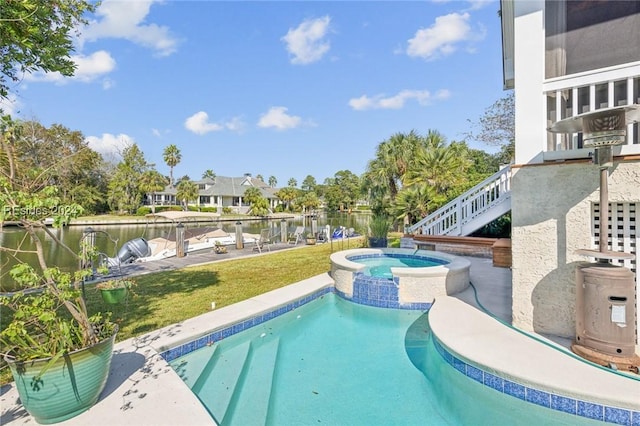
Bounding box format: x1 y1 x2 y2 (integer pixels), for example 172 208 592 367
368 214 390 248
305 233 317 245
0 122 118 423
95 278 135 304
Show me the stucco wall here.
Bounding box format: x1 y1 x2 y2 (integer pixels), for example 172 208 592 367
511 161 639 341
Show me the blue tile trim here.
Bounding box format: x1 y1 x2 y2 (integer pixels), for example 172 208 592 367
432 336 640 425
160 286 332 363
341 271 431 310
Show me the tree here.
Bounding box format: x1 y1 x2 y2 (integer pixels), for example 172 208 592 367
247 196 270 216
0 0 96 100
176 179 198 210
1 119 107 213
242 186 262 206
287 177 297 188
322 170 360 212
108 144 151 214
202 169 216 180
255 174 264 182
163 144 181 186
466 91 515 161
139 170 167 213
389 185 436 226
268 175 277 187
301 175 317 192
361 130 423 214
275 186 298 212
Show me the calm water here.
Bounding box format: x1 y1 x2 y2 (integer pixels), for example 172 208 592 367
0 212 368 291
170 294 598 425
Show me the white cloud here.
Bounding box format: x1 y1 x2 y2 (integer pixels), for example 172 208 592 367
406 12 482 60
348 89 450 111
257 107 302 130
81 0 179 57
24 50 116 84
185 111 224 135
282 16 331 65
0 93 19 116
86 133 133 156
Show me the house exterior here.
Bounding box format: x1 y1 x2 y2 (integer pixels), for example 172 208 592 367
501 0 639 346
147 174 280 214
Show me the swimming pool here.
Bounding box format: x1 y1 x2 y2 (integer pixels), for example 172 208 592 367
168 293 599 425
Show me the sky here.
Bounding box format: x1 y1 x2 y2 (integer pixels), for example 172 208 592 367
2 0 508 187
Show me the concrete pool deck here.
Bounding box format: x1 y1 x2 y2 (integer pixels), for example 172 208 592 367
1 256 638 425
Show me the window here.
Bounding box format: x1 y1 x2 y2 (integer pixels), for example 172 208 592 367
545 1 640 79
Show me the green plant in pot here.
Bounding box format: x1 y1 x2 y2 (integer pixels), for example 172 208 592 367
0 118 117 424
96 278 136 304
368 214 390 248
305 233 317 245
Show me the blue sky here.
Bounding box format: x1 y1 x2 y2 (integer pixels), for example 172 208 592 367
3 0 507 186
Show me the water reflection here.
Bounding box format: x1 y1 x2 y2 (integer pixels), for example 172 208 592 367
0 213 369 291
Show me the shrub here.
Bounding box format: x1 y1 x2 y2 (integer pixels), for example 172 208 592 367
136 206 151 216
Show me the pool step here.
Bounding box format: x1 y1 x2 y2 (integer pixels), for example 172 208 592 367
173 344 218 389
223 337 281 426
192 340 252 424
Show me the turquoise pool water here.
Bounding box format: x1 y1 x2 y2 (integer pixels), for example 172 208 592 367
169 294 601 425
349 254 447 279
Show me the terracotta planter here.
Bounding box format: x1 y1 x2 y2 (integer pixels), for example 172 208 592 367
305 238 317 245
5 329 117 424
99 287 128 304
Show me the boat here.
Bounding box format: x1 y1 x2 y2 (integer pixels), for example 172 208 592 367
105 211 257 266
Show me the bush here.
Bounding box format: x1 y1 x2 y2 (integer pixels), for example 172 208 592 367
199 206 217 213
136 206 151 216
222 206 233 214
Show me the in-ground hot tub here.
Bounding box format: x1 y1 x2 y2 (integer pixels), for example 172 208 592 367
330 248 470 309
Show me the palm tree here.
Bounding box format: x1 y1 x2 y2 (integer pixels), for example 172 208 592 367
390 185 436 227
361 130 423 214
176 179 198 211
405 135 470 197
138 170 168 213
275 187 298 212
163 144 181 186
268 176 277 188
287 177 297 188
247 196 270 216
202 169 216 181
255 174 264 182
242 186 262 205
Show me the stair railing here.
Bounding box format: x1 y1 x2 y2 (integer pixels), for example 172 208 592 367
407 166 511 236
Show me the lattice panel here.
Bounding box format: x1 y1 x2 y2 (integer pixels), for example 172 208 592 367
592 202 638 275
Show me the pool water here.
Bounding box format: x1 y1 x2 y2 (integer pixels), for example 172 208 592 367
351 254 447 279
170 294 600 425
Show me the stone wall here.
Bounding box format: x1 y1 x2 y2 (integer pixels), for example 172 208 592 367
511 161 639 343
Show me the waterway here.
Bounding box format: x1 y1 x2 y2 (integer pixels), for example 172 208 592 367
0 212 368 291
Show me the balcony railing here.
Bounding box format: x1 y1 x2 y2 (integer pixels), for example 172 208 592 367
544 64 640 156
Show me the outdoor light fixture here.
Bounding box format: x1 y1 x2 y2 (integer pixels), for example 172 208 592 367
548 104 640 371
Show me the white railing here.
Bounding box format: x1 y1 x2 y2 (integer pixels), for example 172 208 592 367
544 65 640 155
407 166 512 236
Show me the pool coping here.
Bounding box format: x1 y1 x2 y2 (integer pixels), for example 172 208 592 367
429 296 640 424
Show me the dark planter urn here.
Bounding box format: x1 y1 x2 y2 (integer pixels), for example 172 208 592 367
5 329 117 424
368 237 388 248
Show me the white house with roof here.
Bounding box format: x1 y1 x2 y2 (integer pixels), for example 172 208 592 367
147 174 280 214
